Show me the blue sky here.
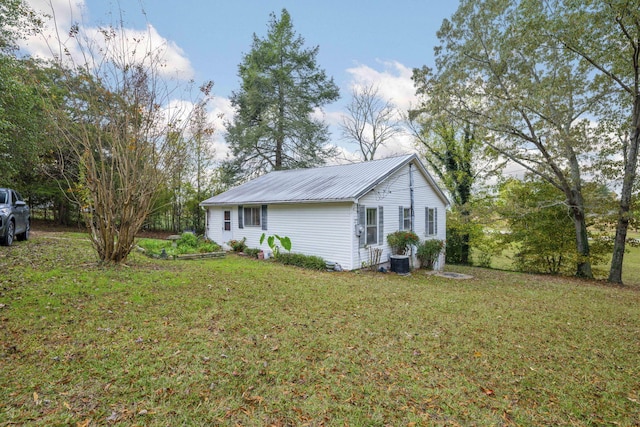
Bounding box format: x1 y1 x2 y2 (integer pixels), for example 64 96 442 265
81 1 459 96
22 0 461 160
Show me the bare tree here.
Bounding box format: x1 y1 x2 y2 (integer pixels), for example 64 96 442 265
340 84 402 161
43 14 211 264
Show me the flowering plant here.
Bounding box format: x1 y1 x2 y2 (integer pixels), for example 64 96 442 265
386 230 420 255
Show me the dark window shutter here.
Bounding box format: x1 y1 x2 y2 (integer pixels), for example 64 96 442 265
238 205 244 229
399 206 403 230
358 204 366 248
425 207 428 235
378 206 384 245
261 205 268 230
434 208 438 235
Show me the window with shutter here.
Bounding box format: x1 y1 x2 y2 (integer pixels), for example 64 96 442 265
399 206 411 230
425 207 437 236
243 206 261 227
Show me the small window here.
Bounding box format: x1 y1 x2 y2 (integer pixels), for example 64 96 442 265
402 207 411 230
426 207 437 236
223 210 231 231
366 207 378 245
243 206 261 227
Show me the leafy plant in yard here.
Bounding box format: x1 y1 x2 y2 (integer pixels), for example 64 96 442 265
228 237 247 252
176 232 198 250
243 247 261 258
260 233 292 259
386 230 420 255
138 233 220 257
275 252 326 270
416 239 444 269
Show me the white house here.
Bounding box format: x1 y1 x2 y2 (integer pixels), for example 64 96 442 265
200 154 449 271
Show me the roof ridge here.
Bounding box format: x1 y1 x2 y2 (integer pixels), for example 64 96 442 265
271 153 416 174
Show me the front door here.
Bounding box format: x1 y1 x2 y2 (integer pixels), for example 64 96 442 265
221 210 233 242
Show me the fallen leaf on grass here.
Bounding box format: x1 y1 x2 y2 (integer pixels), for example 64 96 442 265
481 386 495 396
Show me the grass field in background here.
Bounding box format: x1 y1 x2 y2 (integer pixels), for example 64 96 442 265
1 232 639 426
480 232 640 286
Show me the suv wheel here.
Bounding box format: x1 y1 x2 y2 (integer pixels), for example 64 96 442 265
1 220 14 246
16 220 30 241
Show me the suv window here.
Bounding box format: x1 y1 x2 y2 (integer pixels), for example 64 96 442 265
11 190 22 205
0 190 6 204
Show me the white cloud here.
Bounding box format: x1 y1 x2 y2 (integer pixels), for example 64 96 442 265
345 60 417 112
20 0 194 80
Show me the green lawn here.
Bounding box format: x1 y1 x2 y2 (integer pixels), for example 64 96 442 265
1 232 639 426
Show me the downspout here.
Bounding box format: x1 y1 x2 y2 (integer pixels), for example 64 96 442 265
354 198 361 270
203 206 207 238
409 163 415 269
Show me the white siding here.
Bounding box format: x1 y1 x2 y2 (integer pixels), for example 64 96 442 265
206 203 356 270
355 161 447 270
268 203 354 269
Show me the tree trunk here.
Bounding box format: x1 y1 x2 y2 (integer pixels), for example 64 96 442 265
460 207 471 265
570 200 592 278
563 137 593 279
608 95 640 284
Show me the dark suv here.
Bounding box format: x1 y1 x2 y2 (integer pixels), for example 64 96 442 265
0 188 30 246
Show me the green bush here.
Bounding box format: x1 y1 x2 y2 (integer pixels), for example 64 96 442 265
417 239 444 270
276 252 326 270
497 178 611 275
386 230 420 255
228 238 247 252
138 234 221 257
177 232 198 249
244 248 261 258
198 241 221 253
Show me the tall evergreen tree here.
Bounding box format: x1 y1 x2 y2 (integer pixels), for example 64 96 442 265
223 9 340 181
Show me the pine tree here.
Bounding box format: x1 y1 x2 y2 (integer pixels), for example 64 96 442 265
223 9 339 181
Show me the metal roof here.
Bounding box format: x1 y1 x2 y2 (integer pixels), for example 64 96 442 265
200 154 449 206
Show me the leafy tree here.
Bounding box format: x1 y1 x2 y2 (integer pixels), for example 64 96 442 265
223 9 339 181
497 177 611 276
541 0 640 285
0 57 42 184
0 0 45 187
414 0 616 278
0 0 41 53
340 84 402 161
408 106 501 265
409 120 477 264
